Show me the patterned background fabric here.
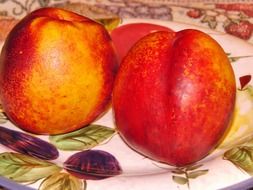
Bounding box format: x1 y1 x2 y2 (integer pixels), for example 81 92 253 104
1 0 253 42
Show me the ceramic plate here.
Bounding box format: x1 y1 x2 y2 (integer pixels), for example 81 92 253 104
0 18 253 190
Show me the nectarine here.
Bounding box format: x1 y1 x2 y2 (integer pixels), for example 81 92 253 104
0 8 118 134
113 29 236 166
110 23 174 63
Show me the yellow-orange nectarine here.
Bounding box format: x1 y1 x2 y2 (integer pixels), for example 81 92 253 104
0 8 118 134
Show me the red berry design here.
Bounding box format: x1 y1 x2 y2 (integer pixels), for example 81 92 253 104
225 20 253 40
187 9 202 19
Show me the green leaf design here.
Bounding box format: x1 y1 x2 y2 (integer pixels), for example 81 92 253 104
0 152 61 183
172 175 188 185
96 17 121 31
226 53 253 63
186 164 203 171
49 125 116 151
247 85 253 97
224 146 253 175
39 173 86 190
188 170 209 179
171 165 208 188
201 15 217 29
171 169 185 174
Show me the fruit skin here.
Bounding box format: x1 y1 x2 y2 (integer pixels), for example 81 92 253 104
0 8 118 135
113 29 236 166
110 23 174 63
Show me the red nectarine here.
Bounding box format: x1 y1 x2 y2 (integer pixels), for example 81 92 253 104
113 29 236 166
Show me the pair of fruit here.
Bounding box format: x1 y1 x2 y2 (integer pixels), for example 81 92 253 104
0 8 236 166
